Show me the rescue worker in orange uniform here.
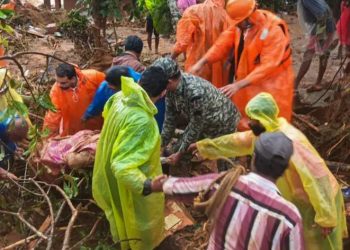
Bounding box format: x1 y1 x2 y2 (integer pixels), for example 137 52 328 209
191 0 294 130
43 63 105 137
0 0 16 68
171 0 231 88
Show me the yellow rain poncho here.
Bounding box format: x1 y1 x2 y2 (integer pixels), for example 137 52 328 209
0 68 31 126
92 77 164 250
197 92 348 250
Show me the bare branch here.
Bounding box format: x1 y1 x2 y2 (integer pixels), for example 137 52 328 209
68 218 102 250
1 234 38 250
62 203 82 250
0 210 47 240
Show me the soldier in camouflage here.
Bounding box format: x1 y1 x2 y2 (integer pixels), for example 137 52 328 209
151 57 240 166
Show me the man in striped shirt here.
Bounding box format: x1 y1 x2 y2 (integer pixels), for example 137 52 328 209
151 132 304 250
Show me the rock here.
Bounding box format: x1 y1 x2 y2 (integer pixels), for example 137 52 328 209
54 32 63 38
45 23 58 34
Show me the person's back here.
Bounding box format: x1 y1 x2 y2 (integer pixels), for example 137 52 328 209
112 36 145 73
172 0 230 87
207 173 303 249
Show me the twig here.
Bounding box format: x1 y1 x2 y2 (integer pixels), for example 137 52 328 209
326 133 350 157
62 203 82 250
0 234 38 250
30 179 55 250
68 218 102 250
293 112 320 133
326 161 350 172
0 210 47 240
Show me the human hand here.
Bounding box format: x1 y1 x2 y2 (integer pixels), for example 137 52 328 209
0 168 18 181
187 143 198 153
189 58 206 75
220 84 240 98
151 175 168 192
167 152 182 166
312 224 334 238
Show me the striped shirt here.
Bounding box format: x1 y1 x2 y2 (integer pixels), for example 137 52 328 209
163 172 304 250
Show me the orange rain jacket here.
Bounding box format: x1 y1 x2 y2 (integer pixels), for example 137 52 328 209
172 0 231 88
0 1 16 68
43 68 105 137
204 10 294 130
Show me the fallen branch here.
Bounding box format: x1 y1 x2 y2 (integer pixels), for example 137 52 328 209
293 113 320 133
326 161 350 172
1 234 38 250
0 210 47 240
68 217 102 250
62 203 82 250
30 179 55 250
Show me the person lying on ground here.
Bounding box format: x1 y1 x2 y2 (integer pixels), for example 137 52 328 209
151 57 240 169
92 67 168 250
190 0 294 131
171 0 231 88
295 0 337 92
0 116 28 180
188 92 348 250
112 35 146 72
43 63 105 137
152 132 304 250
83 66 166 131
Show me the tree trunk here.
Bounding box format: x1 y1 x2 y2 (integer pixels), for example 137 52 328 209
55 0 61 10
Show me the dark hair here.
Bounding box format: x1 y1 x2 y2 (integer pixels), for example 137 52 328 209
105 66 130 88
139 66 168 97
56 63 76 79
125 35 143 54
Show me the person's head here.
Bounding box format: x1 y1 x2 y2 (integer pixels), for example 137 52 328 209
105 66 130 91
226 0 256 30
151 57 181 92
139 66 168 103
245 92 280 136
6 116 28 142
55 63 77 90
251 132 293 181
125 35 144 57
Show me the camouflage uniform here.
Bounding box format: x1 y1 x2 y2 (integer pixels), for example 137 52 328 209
167 0 181 31
152 58 241 154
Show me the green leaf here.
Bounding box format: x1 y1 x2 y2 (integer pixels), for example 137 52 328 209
63 174 79 198
9 101 29 116
38 93 57 112
0 24 14 34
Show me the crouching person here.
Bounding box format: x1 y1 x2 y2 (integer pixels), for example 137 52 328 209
92 67 168 250
151 132 305 249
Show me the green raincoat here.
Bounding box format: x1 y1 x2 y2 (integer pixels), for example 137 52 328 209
92 76 165 250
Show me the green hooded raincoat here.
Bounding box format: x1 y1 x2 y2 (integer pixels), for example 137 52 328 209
92 76 165 250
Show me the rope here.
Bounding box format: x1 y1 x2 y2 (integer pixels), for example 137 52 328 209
194 157 246 233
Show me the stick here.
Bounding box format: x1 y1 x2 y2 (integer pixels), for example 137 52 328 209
0 210 47 240
0 235 38 250
68 218 102 250
326 161 350 172
293 113 320 133
30 179 55 250
62 203 82 250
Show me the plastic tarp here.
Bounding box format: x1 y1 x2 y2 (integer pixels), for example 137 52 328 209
92 76 164 250
197 93 348 250
173 0 230 88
